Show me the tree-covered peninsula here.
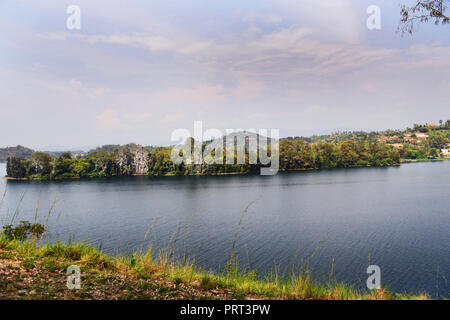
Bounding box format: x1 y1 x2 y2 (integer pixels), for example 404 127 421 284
5 140 400 180
4 122 449 180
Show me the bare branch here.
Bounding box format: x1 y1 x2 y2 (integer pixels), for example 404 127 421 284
399 0 449 34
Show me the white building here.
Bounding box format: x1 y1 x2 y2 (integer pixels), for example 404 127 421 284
441 148 450 158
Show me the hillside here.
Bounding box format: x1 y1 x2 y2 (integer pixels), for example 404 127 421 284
0 145 34 162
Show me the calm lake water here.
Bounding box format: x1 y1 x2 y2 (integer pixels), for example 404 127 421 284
0 162 449 297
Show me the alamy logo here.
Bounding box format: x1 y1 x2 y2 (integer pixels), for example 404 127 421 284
170 121 280 175
367 5 381 30
366 265 381 290
66 265 81 289
66 5 81 30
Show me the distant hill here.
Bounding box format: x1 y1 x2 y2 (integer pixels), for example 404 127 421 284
201 131 277 146
88 144 123 154
42 150 86 158
0 145 34 162
88 144 156 155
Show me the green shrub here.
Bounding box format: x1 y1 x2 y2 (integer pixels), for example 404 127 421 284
2 221 45 241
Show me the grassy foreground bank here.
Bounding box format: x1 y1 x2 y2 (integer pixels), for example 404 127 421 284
0 237 428 300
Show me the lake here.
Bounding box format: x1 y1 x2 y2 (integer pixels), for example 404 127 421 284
0 161 448 297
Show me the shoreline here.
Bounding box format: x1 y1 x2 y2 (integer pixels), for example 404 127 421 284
2 163 402 181
2 159 447 181
400 158 450 163
0 177 28 180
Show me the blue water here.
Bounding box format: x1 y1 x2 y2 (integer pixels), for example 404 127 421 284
0 162 448 297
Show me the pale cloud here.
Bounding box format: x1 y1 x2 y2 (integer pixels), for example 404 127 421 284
246 27 314 51
277 0 364 43
69 79 83 88
306 104 332 113
154 85 226 105
159 109 186 124
38 31 216 57
26 24 450 92
2 0 450 148
230 80 265 99
393 44 450 69
178 41 215 55
92 88 105 97
77 33 174 52
33 76 109 99
37 32 69 41
212 26 398 77
244 11 282 24
180 85 226 104
96 109 153 130
153 80 264 105
31 62 48 72
360 83 376 93
96 109 124 130
125 112 153 123
42 31 169 51
34 26 415 80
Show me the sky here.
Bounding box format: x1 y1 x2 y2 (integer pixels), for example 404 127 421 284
0 0 449 150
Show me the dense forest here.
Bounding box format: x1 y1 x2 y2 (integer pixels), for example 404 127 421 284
4 122 449 180
5 139 401 180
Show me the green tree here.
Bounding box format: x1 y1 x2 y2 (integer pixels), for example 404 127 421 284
6 157 27 178
429 148 439 158
53 154 74 177
70 159 94 177
60 152 72 160
30 152 52 175
428 136 448 149
338 140 360 167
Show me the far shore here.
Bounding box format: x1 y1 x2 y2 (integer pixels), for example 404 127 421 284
2 158 448 181
401 158 450 163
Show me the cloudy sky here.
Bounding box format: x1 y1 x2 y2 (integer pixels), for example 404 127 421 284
1 0 449 150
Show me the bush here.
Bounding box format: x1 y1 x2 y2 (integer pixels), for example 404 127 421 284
2 221 45 241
